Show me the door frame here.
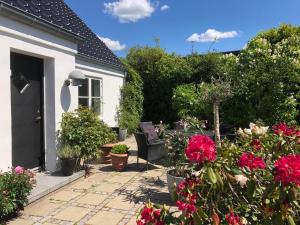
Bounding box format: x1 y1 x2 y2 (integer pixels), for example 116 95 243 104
10 51 45 170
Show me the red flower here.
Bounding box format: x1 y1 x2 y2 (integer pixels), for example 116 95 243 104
274 154 300 186
185 135 216 164
272 123 299 137
238 153 266 170
176 200 197 215
141 207 153 222
251 139 262 151
226 210 242 225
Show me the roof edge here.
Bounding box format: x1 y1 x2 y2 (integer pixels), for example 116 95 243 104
0 1 85 42
77 53 125 72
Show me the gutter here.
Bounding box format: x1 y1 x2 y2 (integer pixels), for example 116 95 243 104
0 1 85 42
77 53 126 72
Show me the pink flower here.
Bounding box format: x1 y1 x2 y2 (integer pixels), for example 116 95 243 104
14 166 24 174
226 210 242 225
274 154 300 186
238 153 266 170
185 135 216 164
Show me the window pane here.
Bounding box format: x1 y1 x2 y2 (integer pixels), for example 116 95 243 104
79 98 89 107
92 79 100 97
78 78 89 97
92 98 101 115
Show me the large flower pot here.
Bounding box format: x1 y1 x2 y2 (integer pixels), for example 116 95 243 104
61 158 77 176
167 169 185 202
118 128 127 142
110 153 129 172
100 143 116 164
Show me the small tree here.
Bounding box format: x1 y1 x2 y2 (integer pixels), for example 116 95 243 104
200 77 232 146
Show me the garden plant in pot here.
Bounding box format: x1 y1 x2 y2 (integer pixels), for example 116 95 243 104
165 130 189 201
110 144 129 172
58 145 80 176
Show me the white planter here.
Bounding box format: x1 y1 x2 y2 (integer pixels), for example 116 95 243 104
166 169 185 202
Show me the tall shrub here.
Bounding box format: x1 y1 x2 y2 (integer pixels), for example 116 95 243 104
224 24 300 126
119 61 143 134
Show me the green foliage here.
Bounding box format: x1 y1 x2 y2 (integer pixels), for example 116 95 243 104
0 169 35 222
57 145 81 159
118 61 143 134
111 144 129 154
58 107 116 163
224 24 300 126
172 83 211 120
126 47 192 124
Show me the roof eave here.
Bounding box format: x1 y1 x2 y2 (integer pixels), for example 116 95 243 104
77 53 126 72
0 1 85 42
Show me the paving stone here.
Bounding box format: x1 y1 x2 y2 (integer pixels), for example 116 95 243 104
48 190 81 202
105 175 134 184
76 193 107 205
126 216 138 225
93 182 122 193
53 206 91 222
42 223 58 225
24 199 62 217
105 195 138 210
7 219 34 225
86 211 124 225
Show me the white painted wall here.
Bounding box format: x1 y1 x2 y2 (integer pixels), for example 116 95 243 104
0 15 78 171
75 59 125 127
0 15 125 172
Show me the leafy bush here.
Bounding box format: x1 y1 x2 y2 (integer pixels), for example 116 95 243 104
138 122 300 224
58 107 116 163
224 24 300 126
57 145 81 159
118 61 143 134
0 167 35 222
111 144 129 154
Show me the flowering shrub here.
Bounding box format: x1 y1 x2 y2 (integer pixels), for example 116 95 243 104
0 167 35 222
137 122 300 225
185 135 216 163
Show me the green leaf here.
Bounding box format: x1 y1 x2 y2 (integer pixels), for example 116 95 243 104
287 215 296 225
247 180 256 199
207 167 217 184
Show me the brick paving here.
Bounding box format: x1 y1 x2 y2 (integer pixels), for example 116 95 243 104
7 136 175 225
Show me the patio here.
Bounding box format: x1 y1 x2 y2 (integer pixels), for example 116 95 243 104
7 136 175 225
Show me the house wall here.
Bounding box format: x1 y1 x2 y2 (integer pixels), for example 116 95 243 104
0 15 78 171
75 59 125 127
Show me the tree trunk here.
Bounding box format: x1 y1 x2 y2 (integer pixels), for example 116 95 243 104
213 101 221 147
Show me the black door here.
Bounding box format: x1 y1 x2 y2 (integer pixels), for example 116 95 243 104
10 52 44 169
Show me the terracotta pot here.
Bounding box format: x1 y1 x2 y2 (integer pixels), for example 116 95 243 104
100 143 116 164
110 153 129 172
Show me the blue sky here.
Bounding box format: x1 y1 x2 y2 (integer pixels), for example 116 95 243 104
65 0 300 57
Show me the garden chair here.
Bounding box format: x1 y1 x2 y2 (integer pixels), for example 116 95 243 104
134 122 166 170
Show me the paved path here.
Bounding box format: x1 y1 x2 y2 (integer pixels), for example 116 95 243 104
7 136 174 225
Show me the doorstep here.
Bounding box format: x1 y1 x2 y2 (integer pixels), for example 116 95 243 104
28 170 85 204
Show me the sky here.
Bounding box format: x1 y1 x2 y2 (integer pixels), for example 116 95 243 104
64 0 300 57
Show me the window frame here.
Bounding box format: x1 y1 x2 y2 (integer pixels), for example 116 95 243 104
78 77 103 116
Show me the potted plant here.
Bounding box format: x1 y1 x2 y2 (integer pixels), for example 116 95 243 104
57 145 80 176
110 144 129 171
165 131 189 201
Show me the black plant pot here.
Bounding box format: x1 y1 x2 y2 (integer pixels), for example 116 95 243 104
61 158 77 176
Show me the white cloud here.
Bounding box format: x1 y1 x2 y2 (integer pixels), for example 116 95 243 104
187 29 238 43
160 4 170 11
98 36 126 51
104 0 155 23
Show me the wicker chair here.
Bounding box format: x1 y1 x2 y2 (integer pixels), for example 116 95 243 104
134 122 166 169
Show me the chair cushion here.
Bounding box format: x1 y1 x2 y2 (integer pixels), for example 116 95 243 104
140 124 159 143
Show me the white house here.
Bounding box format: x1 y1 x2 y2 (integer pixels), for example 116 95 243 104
0 0 125 172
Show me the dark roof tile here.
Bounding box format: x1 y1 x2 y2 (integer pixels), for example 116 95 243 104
0 0 124 69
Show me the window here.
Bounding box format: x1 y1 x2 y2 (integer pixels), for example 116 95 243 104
78 78 102 115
